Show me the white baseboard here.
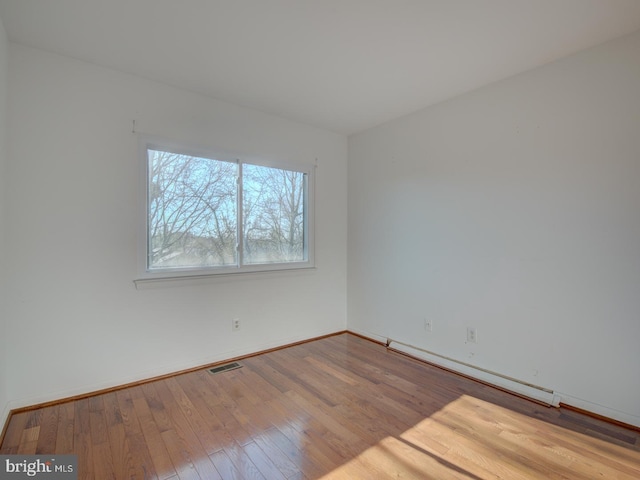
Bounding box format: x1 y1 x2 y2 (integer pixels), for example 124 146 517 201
1 328 343 420
348 327 388 344
557 392 640 428
4 329 637 436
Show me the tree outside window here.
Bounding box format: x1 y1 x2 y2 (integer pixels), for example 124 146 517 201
145 146 312 276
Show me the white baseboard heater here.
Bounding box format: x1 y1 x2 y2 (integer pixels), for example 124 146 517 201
386 337 560 407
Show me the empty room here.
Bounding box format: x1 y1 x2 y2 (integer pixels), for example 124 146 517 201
0 1 639 479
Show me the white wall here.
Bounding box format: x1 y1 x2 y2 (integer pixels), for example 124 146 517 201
348 30 640 426
4 44 347 412
0 12 9 428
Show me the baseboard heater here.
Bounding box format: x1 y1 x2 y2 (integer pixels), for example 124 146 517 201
386 338 559 407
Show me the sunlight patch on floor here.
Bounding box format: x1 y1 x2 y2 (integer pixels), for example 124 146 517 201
320 435 469 480
320 394 640 480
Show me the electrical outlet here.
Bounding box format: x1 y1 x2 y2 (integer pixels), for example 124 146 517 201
232 318 241 331
424 318 433 332
467 327 477 343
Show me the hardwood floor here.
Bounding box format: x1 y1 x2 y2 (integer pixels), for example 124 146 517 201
2 333 639 479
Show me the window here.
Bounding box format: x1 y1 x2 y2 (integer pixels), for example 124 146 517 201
139 140 314 279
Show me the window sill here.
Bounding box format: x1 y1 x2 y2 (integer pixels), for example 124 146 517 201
133 266 317 289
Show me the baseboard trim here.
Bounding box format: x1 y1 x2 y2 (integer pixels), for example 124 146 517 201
349 330 640 432
346 329 387 346
4 329 637 444
559 402 640 434
0 330 347 445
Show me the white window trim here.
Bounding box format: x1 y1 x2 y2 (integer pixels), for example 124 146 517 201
135 136 315 286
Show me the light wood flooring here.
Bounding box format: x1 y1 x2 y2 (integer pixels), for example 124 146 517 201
1 333 639 479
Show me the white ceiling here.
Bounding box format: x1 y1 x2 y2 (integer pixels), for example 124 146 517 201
1 1 640 135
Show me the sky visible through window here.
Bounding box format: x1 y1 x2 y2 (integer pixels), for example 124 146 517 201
147 149 306 271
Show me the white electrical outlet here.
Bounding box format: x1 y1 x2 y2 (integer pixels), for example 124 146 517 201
232 318 241 331
467 327 477 343
424 318 433 332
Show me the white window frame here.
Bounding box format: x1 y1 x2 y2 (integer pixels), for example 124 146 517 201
136 137 315 283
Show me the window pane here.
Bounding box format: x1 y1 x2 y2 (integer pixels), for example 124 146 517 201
147 149 237 270
242 164 307 264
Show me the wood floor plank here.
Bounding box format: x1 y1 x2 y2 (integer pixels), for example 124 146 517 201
160 428 202 480
111 390 158 480
73 398 94 480
242 440 287 480
251 429 299 479
164 376 225 455
174 373 231 454
209 449 242 480
140 383 173 433
152 381 221 480
17 426 40 454
222 442 266 480
279 416 352 470
55 401 75 454
131 387 178 480
265 424 327 479
200 374 254 446
89 395 117 480
34 405 59 454
283 389 365 456
2 333 639 479
91 441 117 480
1 411 29 453
88 395 109 446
